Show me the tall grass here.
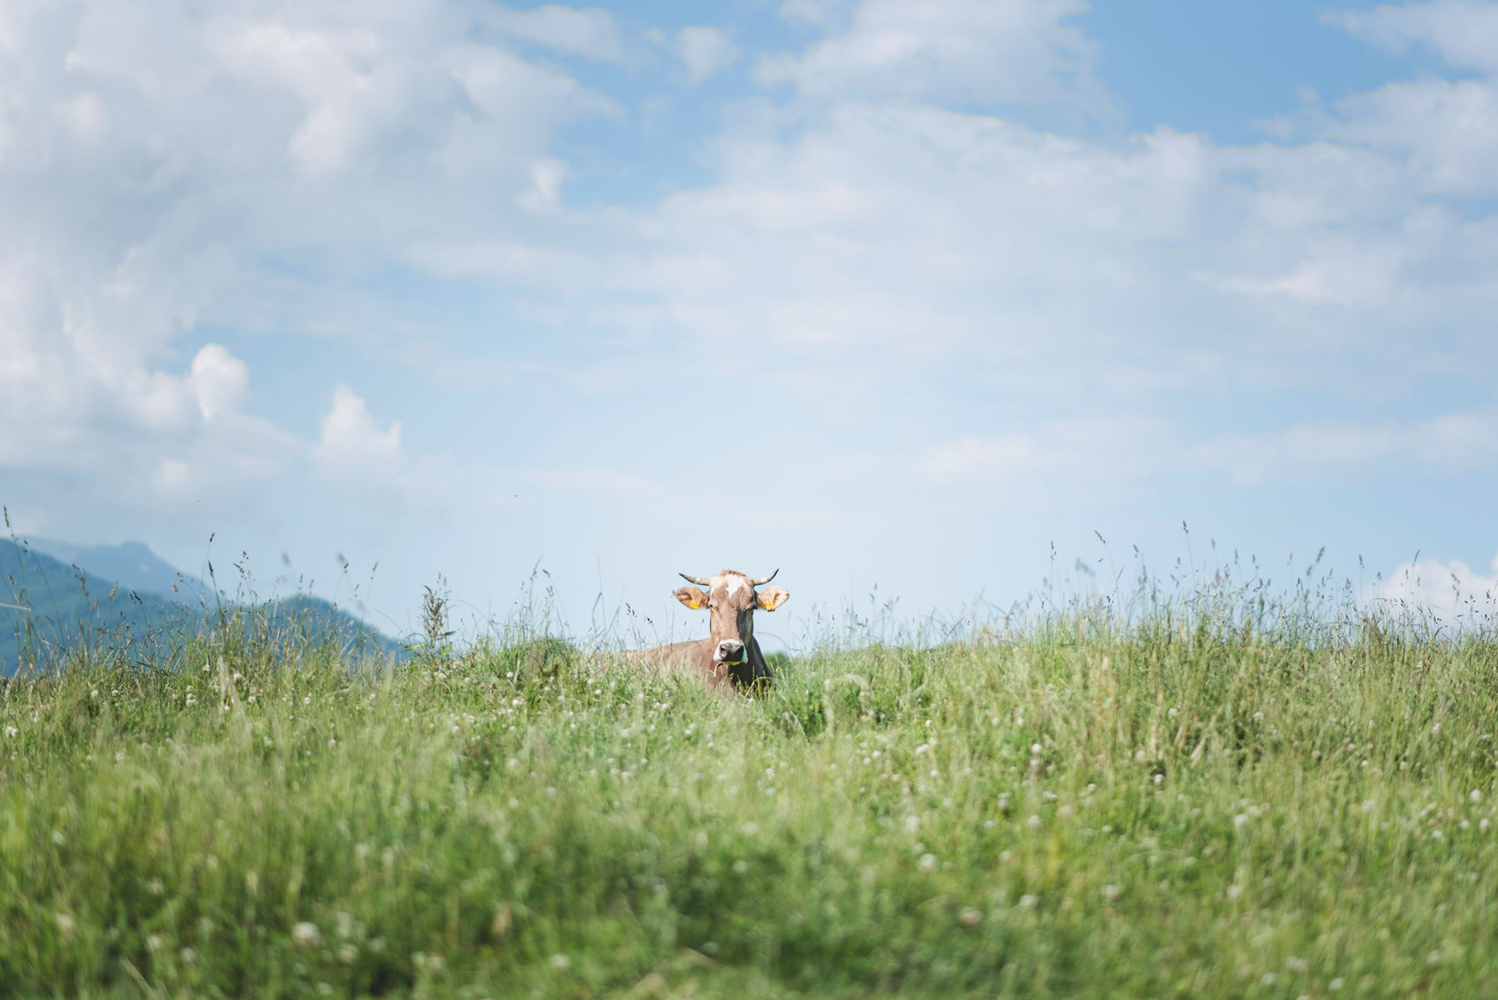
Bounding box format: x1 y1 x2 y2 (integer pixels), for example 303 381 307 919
3 580 1498 999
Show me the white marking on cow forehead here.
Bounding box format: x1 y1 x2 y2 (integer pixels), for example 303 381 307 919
723 574 748 596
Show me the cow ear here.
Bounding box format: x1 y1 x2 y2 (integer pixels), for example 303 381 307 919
756 587 789 612
674 586 709 610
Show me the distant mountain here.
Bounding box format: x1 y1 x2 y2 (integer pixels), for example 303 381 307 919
1 540 180 675
27 537 208 600
0 539 401 676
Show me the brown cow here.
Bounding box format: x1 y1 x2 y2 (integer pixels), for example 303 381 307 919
633 569 789 690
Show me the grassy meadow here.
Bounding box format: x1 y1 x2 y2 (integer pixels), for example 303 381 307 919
4 589 1498 999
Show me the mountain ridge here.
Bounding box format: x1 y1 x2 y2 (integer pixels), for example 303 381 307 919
25 537 209 600
0 538 401 675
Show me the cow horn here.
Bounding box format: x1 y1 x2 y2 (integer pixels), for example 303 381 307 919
750 569 779 586
679 572 712 586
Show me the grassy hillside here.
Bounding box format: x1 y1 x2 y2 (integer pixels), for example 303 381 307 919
3 604 1498 998
0 539 399 674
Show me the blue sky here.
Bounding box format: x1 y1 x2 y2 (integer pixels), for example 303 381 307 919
4 0 1498 645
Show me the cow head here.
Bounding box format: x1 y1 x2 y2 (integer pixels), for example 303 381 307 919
674 569 790 667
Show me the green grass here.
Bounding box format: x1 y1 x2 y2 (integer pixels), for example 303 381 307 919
4 609 1498 999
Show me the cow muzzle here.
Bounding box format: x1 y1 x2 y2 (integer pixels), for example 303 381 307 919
716 639 746 664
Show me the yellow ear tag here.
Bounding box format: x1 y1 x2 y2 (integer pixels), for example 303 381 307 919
689 599 702 609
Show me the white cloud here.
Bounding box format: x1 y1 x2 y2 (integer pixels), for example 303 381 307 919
1216 242 1406 308
1367 550 1498 622
146 404 301 505
1197 412 1498 484
212 21 396 176
917 408 1498 497
189 345 250 422
1328 79 1498 197
518 157 568 213
415 0 1498 488
1317 4 1498 200
778 0 853 25
676 27 739 83
0 0 610 513
590 107 1214 365
757 0 1105 111
317 384 403 469
1329 0 1498 75
922 420 1171 481
0 266 294 502
480 4 624 63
